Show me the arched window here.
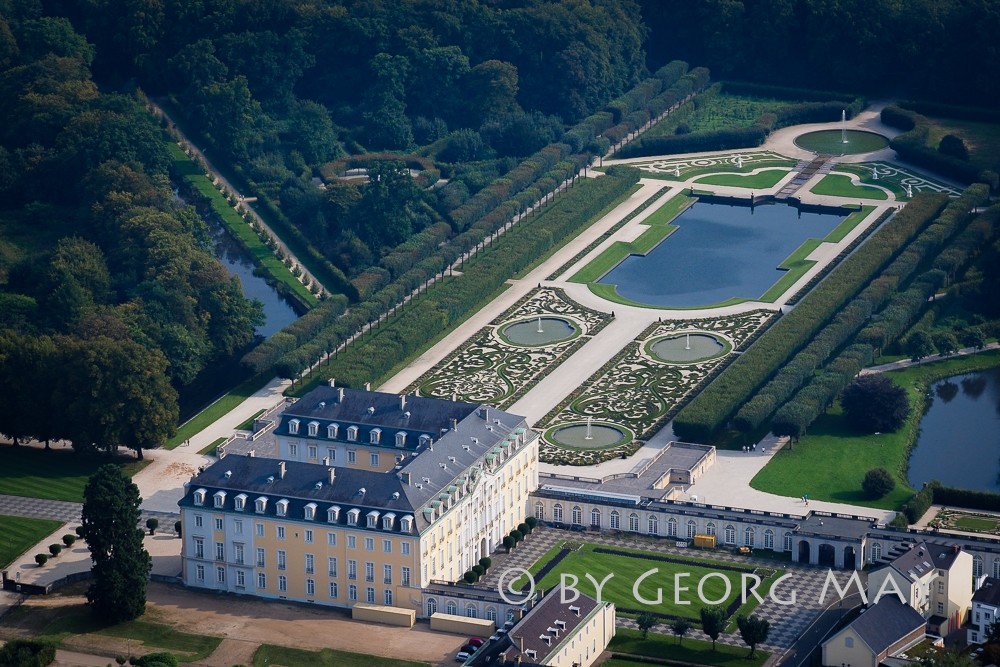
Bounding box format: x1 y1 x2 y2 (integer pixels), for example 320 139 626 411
591 508 601 528
446 600 458 615
764 529 774 550
783 533 793 552
869 542 882 563
486 607 497 622
427 598 438 616
845 637 854 648
706 522 716 536
571 506 582 525
993 558 1000 580
648 515 659 535
553 504 564 523
974 555 984 579
724 525 736 545
466 604 478 618
610 510 620 530
744 527 755 547
534 502 544 521
687 520 697 539
629 513 640 532
667 517 677 537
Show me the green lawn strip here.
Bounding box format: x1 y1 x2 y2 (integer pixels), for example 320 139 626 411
0 515 63 568
166 373 271 449
810 174 889 200
637 159 795 182
253 644 431 667
610 629 768 667
693 170 788 189
167 143 317 306
825 205 875 243
40 609 220 662
529 543 756 621
199 437 228 456
0 446 147 502
954 516 1000 531
750 349 1000 510
757 240 822 303
237 410 266 431
586 282 747 310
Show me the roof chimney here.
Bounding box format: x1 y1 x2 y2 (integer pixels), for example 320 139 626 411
400 395 406 411
322 456 329 466
364 382 371 391
518 636 524 652
328 378 336 387
248 449 255 458
328 467 336 484
400 471 410 485
278 461 286 479
451 418 458 432
338 387 345 402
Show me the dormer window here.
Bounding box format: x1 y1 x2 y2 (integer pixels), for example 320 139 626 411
255 497 268 513
327 506 341 523
193 488 207 506
308 421 319 437
395 432 407 447
400 515 414 533
276 499 289 517
234 494 247 511
213 491 226 509
288 419 300 435
367 511 380 528
304 502 317 520
369 428 381 445
328 423 339 439
419 434 432 448
347 426 358 442
347 508 360 526
382 513 396 530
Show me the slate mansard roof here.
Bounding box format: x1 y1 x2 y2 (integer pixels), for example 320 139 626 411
889 541 964 580
846 597 926 655
180 388 534 533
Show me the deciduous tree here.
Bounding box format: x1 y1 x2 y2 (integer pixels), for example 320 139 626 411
841 375 910 434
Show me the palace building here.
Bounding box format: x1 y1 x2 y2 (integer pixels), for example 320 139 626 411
178 385 538 615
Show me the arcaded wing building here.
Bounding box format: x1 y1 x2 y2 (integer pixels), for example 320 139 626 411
178 385 538 615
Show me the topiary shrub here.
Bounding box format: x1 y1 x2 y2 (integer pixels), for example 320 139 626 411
174 520 182 537
862 467 896 499
63 534 76 547
526 516 538 530
938 134 969 161
146 518 159 535
35 553 48 566
472 565 485 578
464 570 477 584
49 543 62 557
479 557 492 571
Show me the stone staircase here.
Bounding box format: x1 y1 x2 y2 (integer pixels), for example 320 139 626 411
776 155 832 199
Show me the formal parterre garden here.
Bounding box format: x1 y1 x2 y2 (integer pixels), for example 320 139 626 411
929 509 1000 535
538 310 775 465
405 288 611 407
624 151 795 182
810 162 962 201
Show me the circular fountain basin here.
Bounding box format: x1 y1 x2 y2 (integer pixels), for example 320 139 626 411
794 130 889 155
501 317 578 346
551 423 627 449
649 333 728 363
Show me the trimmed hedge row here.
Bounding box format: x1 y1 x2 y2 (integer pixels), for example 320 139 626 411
241 295 349 374
934 485 1000 513
673 194 949 442
288 168 639 387
735 186 988 432
904 481 937 523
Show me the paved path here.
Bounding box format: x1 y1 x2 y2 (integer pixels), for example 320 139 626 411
859 343 999 375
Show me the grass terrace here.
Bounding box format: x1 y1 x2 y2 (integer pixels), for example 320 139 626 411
829 162 961 199
810 174 890 200
693 170 789 189
608 629 770 667
0 515 63 567
523 542 781 624
751 349 1000 510
252 644 430 667
624 151 795 182
0 445 148 502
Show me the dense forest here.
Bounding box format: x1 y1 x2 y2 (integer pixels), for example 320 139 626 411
2 0 998 456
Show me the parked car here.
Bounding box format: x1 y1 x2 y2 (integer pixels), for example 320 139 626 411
455 649 471 662
468 637 485 648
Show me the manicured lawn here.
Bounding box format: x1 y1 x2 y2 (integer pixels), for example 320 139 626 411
693 169 788 189
609 629 769 667
253 644 430 667
0 515 63 568
954 516 1000 532
39 606 221 662
199 437 227 456
826 206 875 243
810 174 889 200
0 445 147 502
586 281 747 309
751 349 1000 509
526 543 778 622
